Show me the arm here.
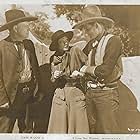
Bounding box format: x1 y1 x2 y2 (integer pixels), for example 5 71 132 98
50 55 67 89
24 39 40 83
50 55 61 82
70 46 88 71
50 57 58 89
82 36 122 80
24 39 42 98
0 49 9 106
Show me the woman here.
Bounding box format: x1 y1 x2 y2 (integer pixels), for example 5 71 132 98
47 30 89 133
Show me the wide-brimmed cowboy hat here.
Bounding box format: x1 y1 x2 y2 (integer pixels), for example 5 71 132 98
0 9 37 32
72 5 114 29
49 30 73 51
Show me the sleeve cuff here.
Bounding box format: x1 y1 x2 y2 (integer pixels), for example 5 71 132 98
80 65 88 73
85 66 97 76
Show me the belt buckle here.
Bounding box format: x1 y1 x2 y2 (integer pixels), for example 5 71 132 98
22 85 30 94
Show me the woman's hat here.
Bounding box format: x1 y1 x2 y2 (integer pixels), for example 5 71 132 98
49 30 73 51
72 5 114 29
0 9 37 32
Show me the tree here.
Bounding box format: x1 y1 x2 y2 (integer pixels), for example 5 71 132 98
54 5 140 56
54 5 84 25
29 11 53 45
9 4 53 45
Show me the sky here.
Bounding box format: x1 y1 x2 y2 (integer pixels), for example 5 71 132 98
0 4 72 32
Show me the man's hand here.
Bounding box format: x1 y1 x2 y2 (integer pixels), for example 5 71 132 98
53 70 63 79
70 70 84 78
0 102 9 109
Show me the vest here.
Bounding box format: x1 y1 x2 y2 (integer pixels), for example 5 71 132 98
94 34 123 83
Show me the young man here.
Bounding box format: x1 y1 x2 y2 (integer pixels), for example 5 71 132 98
73 6 122 133
47 30 89 133
0 9 40 132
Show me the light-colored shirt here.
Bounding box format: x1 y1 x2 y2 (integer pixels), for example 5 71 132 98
14 44 32 83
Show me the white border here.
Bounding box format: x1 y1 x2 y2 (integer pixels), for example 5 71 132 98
0 0 140 5
0 134 140 140
0 0 140 139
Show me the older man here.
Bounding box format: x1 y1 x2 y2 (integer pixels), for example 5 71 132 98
73 5 122 133
0 9 40 132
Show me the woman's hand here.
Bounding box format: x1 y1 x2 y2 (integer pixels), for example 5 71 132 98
53 70 63 79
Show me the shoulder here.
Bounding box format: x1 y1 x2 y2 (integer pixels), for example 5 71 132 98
23 39 35 52
106 34 122 49
70 46 82 52
23 39 34 45
0 39 7 44
72 40 87 50
105 34 122 54
107 35 122 46
0 39 8 50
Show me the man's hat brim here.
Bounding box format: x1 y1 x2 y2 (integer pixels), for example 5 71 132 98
0 16 37 32
72 17 114 29
49 31 73 51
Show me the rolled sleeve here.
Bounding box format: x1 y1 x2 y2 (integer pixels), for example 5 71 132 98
84 65 97 76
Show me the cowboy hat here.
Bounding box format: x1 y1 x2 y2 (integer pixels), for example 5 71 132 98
72 5 114 29
49 30 73 51
0 9 37 32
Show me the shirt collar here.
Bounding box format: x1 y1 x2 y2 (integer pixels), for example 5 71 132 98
90 31 107 48
96 30 106 42
54 46 72 56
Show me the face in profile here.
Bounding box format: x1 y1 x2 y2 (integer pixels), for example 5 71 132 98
57 36 70 52
14 22 29 39
82 22 100 40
